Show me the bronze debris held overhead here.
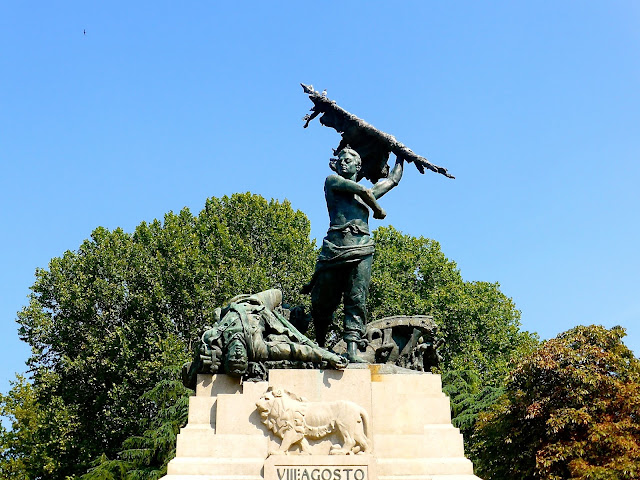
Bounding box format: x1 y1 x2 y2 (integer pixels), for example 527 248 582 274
301 83 454 182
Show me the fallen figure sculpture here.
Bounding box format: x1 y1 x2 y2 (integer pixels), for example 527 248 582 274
182 289 347 387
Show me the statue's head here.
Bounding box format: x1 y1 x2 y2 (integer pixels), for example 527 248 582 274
224 334 249 376
330 146 361 178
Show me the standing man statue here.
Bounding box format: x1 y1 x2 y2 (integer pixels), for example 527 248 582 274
302 147 403 362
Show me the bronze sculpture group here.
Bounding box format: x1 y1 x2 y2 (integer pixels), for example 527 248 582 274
182 85 452 387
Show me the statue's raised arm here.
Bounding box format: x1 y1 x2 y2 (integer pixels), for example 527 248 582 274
371 157 404 200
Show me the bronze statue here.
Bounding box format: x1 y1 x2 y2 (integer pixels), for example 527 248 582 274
302 147 403 362
182 86 451 385
332 315 444 372
300 84 452 363
182 289 347 387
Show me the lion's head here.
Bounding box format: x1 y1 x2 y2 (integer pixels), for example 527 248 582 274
256 387 307 434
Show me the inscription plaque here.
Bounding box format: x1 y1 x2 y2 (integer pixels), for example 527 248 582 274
276 466 368 480
265 455 376 480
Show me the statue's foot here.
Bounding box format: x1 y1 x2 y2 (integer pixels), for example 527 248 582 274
346 342 367 363
346 352 367 363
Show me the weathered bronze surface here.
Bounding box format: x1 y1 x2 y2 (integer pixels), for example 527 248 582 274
182 289 347 387
333 315 444 372
300 85 451 364
301 84 454 182
301 147 403 362
183 88 449 382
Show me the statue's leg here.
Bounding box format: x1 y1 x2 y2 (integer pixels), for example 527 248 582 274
343 256 372 362
310 268 345 347
353 421 371 453
299 437 312 455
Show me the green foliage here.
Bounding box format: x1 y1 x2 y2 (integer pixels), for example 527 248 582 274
5 193 316 479
473 325 640 480
369 226 537 383
81 340 190 480
0 375 79 479
442 369 504 438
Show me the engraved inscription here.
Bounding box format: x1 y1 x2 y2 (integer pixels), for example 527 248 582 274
276 466 368 480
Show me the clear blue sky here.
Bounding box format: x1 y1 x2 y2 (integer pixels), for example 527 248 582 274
2 2 639 395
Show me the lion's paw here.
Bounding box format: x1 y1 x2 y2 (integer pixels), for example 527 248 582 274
329 446 349 455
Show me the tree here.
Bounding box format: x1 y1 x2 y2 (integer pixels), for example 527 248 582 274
368 226 537 447
441 369 504 437
80 337 191 480
473 325 640 480
0 375 79 479
369 226 537 382
6 193 317 479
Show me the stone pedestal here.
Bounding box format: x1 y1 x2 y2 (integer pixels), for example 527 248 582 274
162 366 482 480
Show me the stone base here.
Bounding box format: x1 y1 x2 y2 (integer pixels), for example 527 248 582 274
162 367 481 480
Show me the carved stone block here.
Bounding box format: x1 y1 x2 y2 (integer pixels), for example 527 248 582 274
162 367 482 480
256 387 371 456
264 455 378 480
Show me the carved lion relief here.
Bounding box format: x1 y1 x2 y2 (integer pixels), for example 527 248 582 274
255 387 371 455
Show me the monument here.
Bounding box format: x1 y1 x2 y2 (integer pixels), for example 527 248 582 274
164 86 481 480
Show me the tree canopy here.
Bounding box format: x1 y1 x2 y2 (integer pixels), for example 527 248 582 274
473 324 640 480
1 194 536 479
4 193 317 478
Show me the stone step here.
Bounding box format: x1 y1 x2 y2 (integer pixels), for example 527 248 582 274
370 371 443 395
175 432 268 458
381 476 481 480
377 458 474 476
373 430 465 458
214 381 278 435
167 457 265 476
196 374 243 397
371 393 452 434
187 396 217 428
